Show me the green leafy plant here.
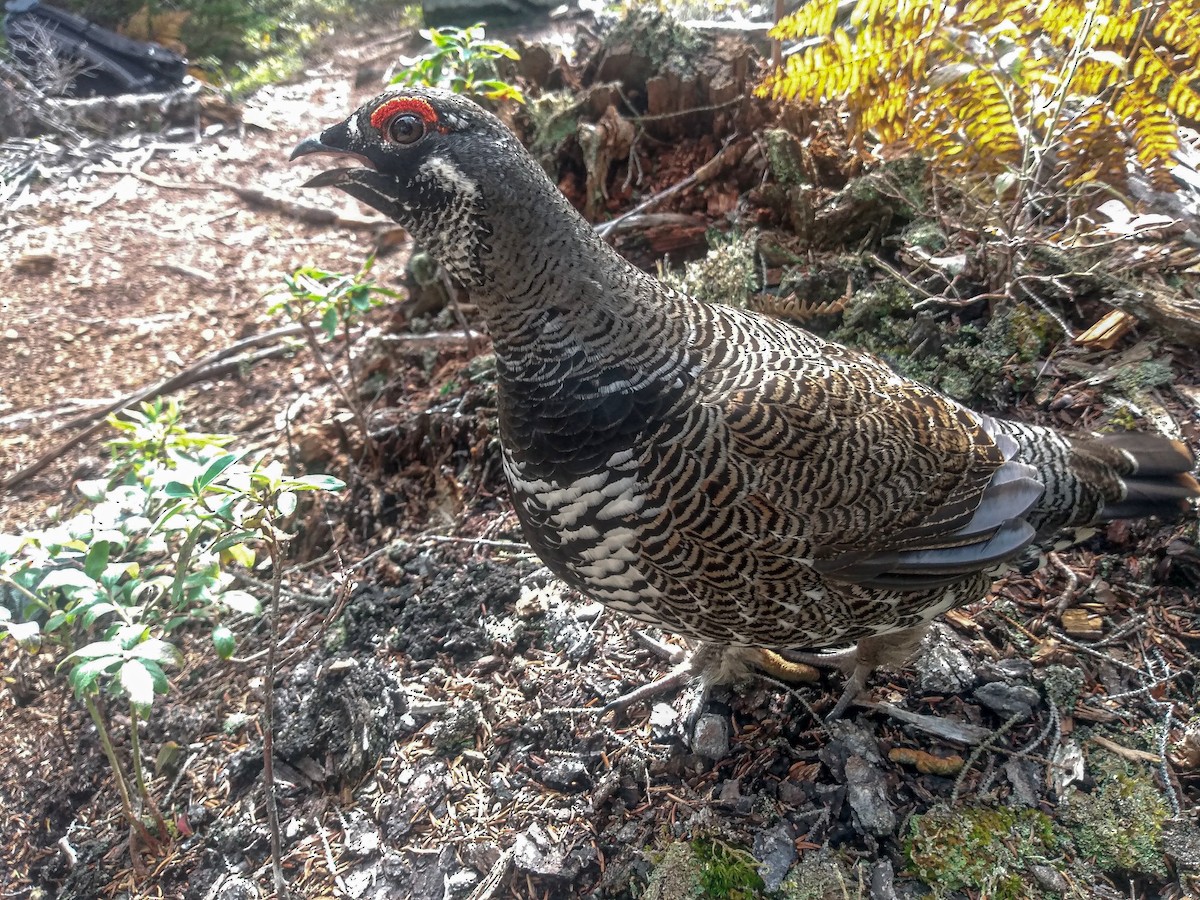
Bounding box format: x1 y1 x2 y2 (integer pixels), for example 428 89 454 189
389 23 524 103
0 399 343 845
269 255 397 340
267 255 400 462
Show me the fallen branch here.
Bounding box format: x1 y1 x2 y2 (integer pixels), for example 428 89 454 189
595 138 749 239
92 166 388 230
4 327 303 492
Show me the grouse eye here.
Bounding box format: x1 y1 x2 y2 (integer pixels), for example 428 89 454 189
387 113 426 146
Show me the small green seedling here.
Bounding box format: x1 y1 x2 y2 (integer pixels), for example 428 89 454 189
390 23 524 103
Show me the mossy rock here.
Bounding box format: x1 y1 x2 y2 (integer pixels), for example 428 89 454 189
777 848 866 899
597 7 710 83
644 838 764 900
664 230 759 308
905 805 1065 899
1060 750 1171 879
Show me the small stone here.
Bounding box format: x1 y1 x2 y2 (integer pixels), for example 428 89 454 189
844 754 897 836
1004 758 1041 808
973 681 1040 718
1162 817 1200 872
573 600 605 621
513 822 567 877
3 329 19 340
537 756 590 792
445 870 479 897
778 780 806 806
753 822 796 893
1029 863 1068 893
914 624 976 695
215 875 259 900
342 808 382 857
428 700 481 752
869 858 898 900
690 713 730 760
820 721 883 778
1061 607 1104 639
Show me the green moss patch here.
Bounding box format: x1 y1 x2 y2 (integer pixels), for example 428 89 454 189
905 805 1064 899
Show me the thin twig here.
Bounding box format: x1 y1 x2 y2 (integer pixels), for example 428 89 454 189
262 537 286 896
3 331 301 491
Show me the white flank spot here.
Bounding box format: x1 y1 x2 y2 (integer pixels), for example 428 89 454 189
606 448 637 468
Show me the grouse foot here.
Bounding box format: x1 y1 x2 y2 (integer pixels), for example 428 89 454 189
780 623 931 719
553 637 820 739
608 638 819 712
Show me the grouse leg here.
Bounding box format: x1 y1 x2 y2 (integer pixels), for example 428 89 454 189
781 624 931 719
597 640 820 730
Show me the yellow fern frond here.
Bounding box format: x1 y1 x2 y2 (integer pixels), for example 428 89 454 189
1131 45 1175 96
1071 56 1126 96
1167 69 1200 123
759 0 1191 200
770 0 841 42
1153 2 1200 58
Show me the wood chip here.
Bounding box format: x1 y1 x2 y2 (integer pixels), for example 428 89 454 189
1090 734 1160 764
1061 608 1104 640
1076 308 1136 350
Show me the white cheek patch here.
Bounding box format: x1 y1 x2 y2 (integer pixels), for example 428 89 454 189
345 115 360 139
420 155 480 199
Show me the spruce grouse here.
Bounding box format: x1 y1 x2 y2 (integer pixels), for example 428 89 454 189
292 88 1199 717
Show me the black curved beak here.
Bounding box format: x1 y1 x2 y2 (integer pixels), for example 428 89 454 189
289 136 333 161
290 135 374 188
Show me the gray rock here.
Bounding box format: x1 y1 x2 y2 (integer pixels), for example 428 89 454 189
973 681 1040 718
1162 817 1200 872
870 858 898 900
513 822 568 877
445 869 480 897
342 808 382 857
408 845 458 900
537 756 590 792
384 761 448 839
690 713 730 760
914 624 976 695
215 876 258 900
1004 758 1042 808
429 700 482 752
990 657 1033 679
820 721 883 779
1029 863 1068 893
752 822 797 893
844 754 896 836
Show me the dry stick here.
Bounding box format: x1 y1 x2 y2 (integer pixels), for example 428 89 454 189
594 138 742 239
3 327 302 492
294 316 379 469
262 536 286 896
93 166 388 230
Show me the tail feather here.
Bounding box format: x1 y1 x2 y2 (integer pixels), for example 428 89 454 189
1101 472 1200 520
1078 433 1198 523
1092 433 1196 477
992 420 1198 532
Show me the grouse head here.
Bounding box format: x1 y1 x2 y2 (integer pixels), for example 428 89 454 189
292 87 578 288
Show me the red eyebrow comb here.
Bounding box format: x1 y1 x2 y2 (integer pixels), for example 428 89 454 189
370 97 439 131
